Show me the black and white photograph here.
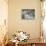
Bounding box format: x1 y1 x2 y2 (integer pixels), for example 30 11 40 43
22 9 35 20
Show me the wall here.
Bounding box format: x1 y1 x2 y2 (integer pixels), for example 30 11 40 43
8 0 41 39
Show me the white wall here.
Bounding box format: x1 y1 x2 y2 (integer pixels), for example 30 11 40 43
8 0 41 39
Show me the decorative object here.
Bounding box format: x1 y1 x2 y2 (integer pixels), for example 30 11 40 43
17 31 30 42
10 31 30 46
21 9 35 20
10 31 30 42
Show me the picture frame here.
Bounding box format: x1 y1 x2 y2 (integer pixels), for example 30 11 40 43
21 9 35 20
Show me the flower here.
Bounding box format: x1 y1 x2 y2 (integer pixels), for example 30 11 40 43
17 31 30 41
11 31 30 42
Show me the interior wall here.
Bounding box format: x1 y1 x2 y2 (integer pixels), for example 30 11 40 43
8 0 41 39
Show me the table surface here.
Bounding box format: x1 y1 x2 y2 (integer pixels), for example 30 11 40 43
18 38 46 44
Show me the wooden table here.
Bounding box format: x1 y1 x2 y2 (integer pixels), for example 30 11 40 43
35 43 46 46
18 43 46 46
18 38 46 46
5 38 46 46
5 41 15 46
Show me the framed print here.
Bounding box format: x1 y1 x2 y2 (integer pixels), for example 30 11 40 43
21 9 35 20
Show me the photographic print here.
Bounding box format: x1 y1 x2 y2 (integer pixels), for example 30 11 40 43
22 9 35 20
